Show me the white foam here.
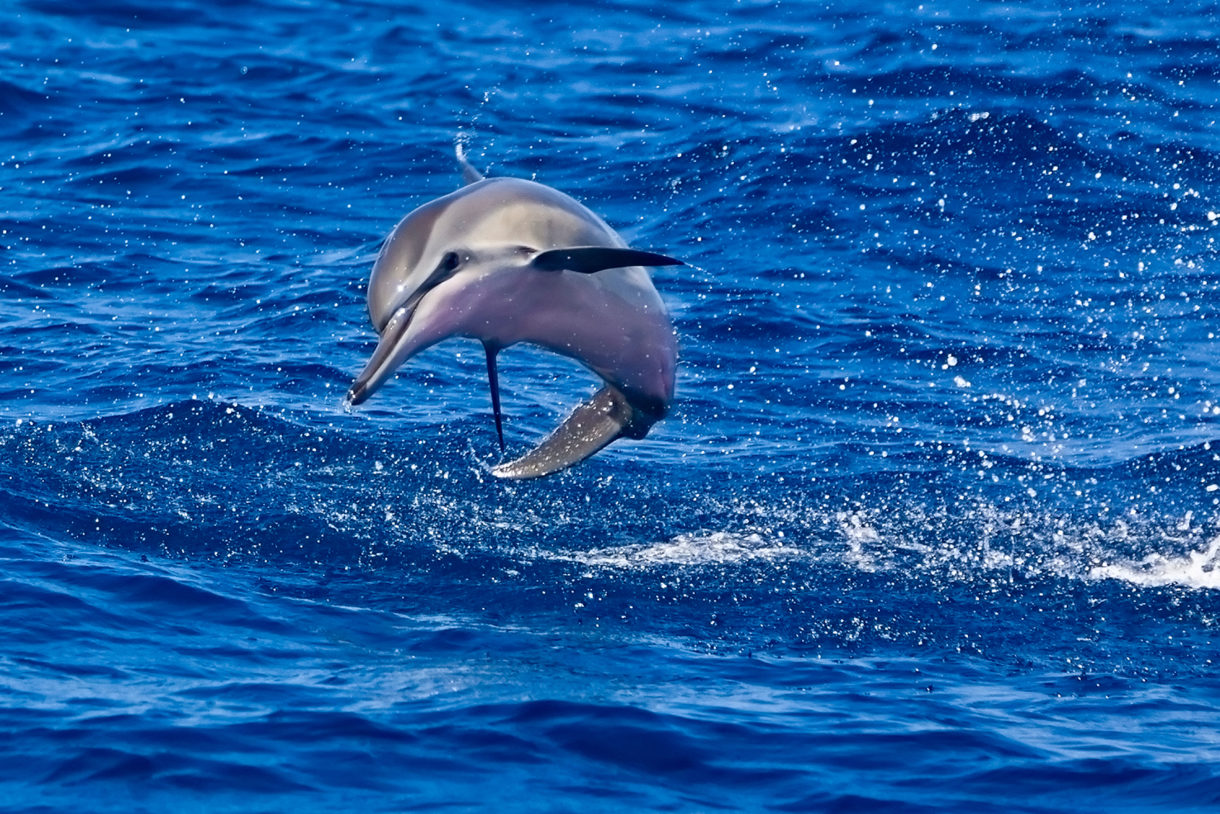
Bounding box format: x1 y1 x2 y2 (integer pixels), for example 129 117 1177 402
551 531 801 569
1090 534 1220 590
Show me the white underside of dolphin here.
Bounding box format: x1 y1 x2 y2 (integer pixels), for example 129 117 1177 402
346 147 680 479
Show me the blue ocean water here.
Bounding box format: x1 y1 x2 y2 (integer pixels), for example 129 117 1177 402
4 0 1220 809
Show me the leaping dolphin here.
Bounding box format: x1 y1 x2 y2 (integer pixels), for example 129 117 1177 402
346 147 681 479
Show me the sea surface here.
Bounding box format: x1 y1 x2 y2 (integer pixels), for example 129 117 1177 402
3 0 1220 810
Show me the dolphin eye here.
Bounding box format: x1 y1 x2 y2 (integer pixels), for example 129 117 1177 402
440 251 462 273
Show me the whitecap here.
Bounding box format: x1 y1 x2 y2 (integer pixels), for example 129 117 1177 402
1089 535 1220 590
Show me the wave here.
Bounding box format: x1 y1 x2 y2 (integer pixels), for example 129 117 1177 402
3 399 1216 587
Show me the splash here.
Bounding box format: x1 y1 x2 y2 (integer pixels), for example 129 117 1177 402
1090 534 1220 590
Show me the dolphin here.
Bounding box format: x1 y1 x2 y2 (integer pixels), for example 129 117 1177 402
346 147 681 479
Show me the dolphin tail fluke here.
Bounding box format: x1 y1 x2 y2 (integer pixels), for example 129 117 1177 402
455 139 485 185
491 386 652 479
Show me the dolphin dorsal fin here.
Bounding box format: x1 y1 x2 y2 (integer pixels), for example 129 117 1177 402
532 247 683 274
492 386 651 479
455 141 485 185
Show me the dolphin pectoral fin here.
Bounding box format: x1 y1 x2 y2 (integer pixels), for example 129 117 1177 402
531 247 683 274
491 386 650 479
484 342 505 451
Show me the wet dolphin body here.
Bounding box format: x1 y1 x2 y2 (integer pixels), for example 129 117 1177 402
346 150 681 479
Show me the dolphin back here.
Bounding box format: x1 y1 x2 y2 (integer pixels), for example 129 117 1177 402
491 386 657 479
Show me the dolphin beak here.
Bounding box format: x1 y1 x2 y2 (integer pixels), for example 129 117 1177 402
347 301 418 406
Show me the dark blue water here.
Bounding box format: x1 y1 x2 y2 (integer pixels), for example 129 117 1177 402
4 0 1220 810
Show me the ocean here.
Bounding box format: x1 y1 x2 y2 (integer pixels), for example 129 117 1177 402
3 0 1220 810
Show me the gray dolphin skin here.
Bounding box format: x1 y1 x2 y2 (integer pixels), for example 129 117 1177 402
346 147 682 479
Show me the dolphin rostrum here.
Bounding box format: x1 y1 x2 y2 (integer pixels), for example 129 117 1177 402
346 147 681 479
